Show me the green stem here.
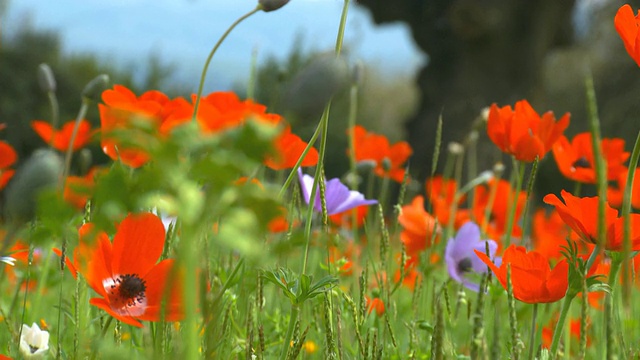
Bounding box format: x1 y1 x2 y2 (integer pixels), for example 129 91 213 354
550 294 574 358
47 91 60 134
527 303 538 360
180 224 200 360
191 6 261 123
521 157 539 243
62 100 89 182
504 158 524 248
621 130 640 306
279 304 299 360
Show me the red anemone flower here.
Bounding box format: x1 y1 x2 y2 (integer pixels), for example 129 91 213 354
475 245 569 304
31 119 93 152
552 132 629 184
607 167 640 209
349 125 412 183
487 100 570 162
615 4 640 67
472 178 526 242
543 190 640 251
59 213 182 327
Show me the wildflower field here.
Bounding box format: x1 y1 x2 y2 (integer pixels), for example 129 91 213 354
4 1 640 359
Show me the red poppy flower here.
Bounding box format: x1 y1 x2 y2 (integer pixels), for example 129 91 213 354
59 213 183 327
425 176 470 228
264 125 319 170
63 167 104 209
0 140 17 190
472 178 526 242
607 167 640 209
552 132 629 184
31 119 93 152
615 4 640 67
349 125 412 183
475 245 569 303
531 208 592 259
543 190 640 251
328 205 369 229
398 196 439 255
366 296 385 317
99 86 169 167
487 100 570 162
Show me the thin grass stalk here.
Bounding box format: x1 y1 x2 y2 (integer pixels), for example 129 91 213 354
480 164 503 236
431 114 443 178
247 47 258 100
191 6 261 122
621 130 640 307
347 70 360 238
470 272 488 359
336 299 344 360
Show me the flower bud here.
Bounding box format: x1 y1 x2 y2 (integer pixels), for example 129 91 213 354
447 142 464 155
282 54 350 119
82 74 110 102
259 0 290 12
492 162 505 176
37 63 56 93
3 149 63 225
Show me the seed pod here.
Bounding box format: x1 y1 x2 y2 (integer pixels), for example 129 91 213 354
258 0 289 12
37 63 57 93
82 74 110 102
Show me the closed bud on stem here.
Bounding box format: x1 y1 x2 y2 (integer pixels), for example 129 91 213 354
82 74 110 102
37 63 56 93
492 162 505 177
78 149 93 175
447 142 464 155
258 0 289 12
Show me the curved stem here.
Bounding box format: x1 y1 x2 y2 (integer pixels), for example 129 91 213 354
191 6 261 123
62 100 89 183
550 294 573 358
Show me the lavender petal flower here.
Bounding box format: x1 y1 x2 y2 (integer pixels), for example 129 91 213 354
298 168 378 215
445 221 499 292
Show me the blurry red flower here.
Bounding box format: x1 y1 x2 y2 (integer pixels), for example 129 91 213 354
552 132 629 184
0 140 17 190
607 167 640 209
475 245 569 303
329 205 369 229
63 167 104 209
59 213 183 327
531 208 593 259
425 176 469 228
472 178 526 242
264 125 318 170
615 4 640 67
31 119 93 152
543 190 640 251
398 196 439 256
366 296 385 317
349 125 412 183
487 100 570 162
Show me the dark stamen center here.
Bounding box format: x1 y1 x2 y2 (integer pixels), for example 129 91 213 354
114 274 146 305
457 258 473 273
572 156 591 169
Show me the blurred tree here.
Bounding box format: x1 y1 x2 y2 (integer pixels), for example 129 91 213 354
357 0 640 197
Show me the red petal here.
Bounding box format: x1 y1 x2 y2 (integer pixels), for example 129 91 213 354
112 213 166 278
89 297 143 328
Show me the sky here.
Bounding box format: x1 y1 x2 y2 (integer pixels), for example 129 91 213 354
3 0 425 91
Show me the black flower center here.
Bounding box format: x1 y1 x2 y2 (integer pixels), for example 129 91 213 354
457 258 473 273
572 156 591 169
112 274 146 306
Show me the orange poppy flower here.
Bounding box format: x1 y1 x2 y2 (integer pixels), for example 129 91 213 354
487 100 570 162
543 190 640 251
393 255 422 291
99 86 169 167
531 208 593 259
398 196 439 255
552 132 629 184
472 178 526 242
349 125 412 183
264 125 319 170
0 140 17 190
60 213 183 327
475 245 569 303
615 4 640 67
366 296 385 317
607 167 640 209
425 176 470 228
31 119 93 152
63 167 104 209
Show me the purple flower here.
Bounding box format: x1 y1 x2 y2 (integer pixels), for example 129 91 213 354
298 168 377 215
445 221 500 292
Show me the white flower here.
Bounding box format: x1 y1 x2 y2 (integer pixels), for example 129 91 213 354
19 323 49 359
